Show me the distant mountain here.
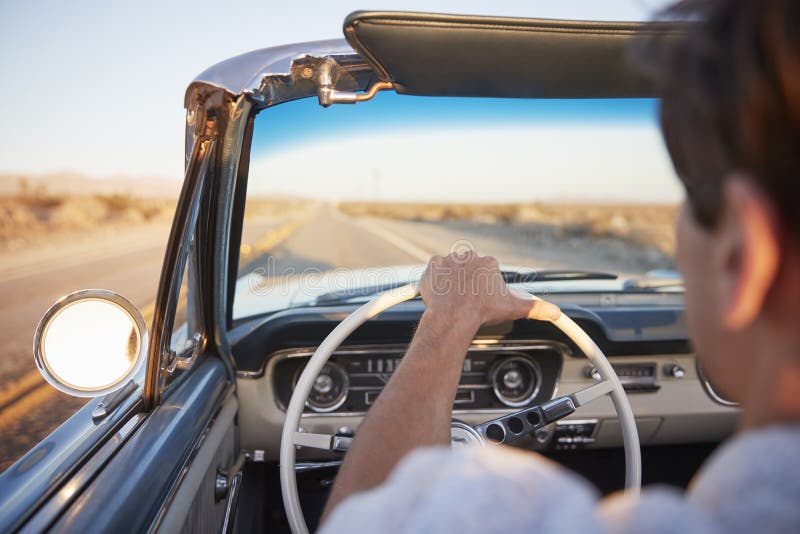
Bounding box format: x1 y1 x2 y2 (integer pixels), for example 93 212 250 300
0 172 181 198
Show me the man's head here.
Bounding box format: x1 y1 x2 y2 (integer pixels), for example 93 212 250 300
653 0 800 406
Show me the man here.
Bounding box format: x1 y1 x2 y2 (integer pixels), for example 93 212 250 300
321 0 800 532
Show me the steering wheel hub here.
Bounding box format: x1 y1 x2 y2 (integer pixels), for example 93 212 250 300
450 420 485 448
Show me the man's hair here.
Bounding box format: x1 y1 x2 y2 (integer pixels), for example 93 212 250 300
648 0 800 233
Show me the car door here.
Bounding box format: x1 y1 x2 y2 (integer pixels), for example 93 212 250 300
0 136 241 533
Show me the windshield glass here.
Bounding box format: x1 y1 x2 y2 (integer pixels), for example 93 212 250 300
234 94 682 320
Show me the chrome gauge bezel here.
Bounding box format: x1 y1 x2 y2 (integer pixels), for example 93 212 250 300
488 355 542 408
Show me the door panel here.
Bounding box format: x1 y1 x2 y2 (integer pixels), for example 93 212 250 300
158 395 238 533
50 358 232 532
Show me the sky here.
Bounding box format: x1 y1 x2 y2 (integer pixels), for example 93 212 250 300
0 0 674 185
249 95 683 203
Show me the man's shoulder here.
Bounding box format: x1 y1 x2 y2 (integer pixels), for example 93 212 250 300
689 424 800 534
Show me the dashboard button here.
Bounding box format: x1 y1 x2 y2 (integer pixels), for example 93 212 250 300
665 364 686 378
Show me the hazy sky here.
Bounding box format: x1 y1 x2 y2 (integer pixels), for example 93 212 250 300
0 0 672 181
248 95 683 203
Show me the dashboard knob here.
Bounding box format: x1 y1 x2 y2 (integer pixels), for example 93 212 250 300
337 426 355 437
665 364 686 378
534 427 552 444
583 365 602 381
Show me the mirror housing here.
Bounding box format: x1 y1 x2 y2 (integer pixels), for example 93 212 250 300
33 290 148 398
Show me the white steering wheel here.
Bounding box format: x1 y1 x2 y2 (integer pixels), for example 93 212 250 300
280 284 641 534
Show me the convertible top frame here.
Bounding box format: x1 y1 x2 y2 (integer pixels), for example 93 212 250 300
344 11 684 98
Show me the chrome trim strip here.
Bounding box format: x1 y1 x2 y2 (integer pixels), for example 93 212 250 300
240 340 572 378
210 93 252 388
21 413 147 532
144 136 215 410
300 407 527 418
696 360 738 407
556 418 600 426
220 472 242 534
294 460 343 473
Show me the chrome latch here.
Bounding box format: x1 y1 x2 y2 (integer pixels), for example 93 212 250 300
92 380 138 421
166 332 203 374
317 81 394 107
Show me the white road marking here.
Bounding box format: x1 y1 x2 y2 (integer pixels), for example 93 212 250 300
353 217 433 263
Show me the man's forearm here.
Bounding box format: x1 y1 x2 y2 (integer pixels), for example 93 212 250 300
322 309 479 519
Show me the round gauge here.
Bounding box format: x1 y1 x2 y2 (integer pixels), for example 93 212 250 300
450 420 484 448
489 356 541 408
295 362 349 413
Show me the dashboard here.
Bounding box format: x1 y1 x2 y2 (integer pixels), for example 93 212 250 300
230 293 740 461
270 342 563 415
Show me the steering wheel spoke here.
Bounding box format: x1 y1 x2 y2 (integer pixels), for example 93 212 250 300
473 380 615 446
293 432 334 450
293 432 353 452
570 379 615 407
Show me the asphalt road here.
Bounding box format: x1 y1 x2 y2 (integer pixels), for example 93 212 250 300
0 203 666 472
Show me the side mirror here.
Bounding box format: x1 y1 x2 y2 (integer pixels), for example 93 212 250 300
33 290 148 397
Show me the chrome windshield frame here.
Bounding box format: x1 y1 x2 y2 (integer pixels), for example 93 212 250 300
174 39 378 407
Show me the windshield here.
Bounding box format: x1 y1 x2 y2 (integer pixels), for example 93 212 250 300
233 94 682 320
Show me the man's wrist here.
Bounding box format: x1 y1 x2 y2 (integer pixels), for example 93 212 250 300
420 307 482 342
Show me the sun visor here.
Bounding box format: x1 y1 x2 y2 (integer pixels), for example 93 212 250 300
344 11 684 99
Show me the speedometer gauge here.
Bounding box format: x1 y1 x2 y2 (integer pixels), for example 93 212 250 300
295 362 349 412
489 356 541 408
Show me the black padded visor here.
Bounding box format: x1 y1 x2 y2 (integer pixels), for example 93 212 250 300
344 11 684 98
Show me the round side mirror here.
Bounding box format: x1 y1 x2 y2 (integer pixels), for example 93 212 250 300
33 290 148 397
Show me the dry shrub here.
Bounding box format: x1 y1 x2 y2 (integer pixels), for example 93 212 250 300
244 198 315 221
14 178 63 210
338 201 678 255
0 188 177 250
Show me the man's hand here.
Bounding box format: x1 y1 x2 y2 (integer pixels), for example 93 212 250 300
420 251 561 328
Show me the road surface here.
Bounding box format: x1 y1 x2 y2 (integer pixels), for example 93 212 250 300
0 203 666 471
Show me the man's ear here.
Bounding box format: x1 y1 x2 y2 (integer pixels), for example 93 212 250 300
717 175 780 330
